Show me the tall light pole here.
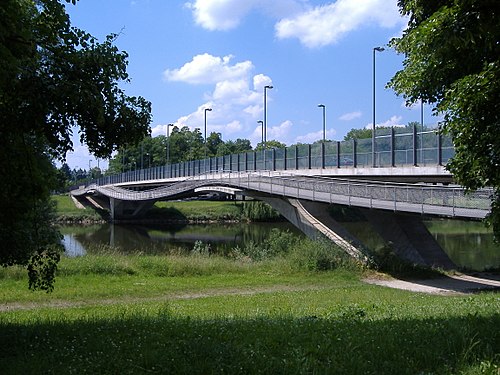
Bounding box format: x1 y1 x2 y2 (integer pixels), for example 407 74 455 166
263 85 273 149
372 46 384 167
166 123 174 165
204 108 212 171
257 120 264 145
318 104 326 142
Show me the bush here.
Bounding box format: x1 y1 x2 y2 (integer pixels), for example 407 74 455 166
242 201 281 221
288 239 356 272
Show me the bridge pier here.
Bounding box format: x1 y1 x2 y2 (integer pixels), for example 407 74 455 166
245 192 456 269
361 209 456 269
109 198 155 221
246 193 371 264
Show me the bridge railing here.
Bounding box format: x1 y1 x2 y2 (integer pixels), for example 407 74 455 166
90 127 454 187
75 170 491 219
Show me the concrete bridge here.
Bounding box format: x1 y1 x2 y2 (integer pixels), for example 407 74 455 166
71 129 492 269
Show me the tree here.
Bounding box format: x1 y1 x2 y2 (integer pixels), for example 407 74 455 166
0 0 152 290
388 0 500 238
216 138 252 156
255 140 287 151
343 128 372 141
206 132 224 157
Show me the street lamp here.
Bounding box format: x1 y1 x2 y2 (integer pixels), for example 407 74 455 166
372 46 384 167
318 104 326 142
166 123 174 165
204 108 212 171
263 85 273 149
257 120 264 145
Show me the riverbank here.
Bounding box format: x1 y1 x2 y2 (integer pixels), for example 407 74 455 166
53 194 281 224
0 252 498 374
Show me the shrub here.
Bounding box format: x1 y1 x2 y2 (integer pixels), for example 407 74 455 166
288 239 356 272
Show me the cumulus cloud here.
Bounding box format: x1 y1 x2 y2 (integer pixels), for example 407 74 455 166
366 115 404 129
186 1 406 48
294 129 337 144
339 111 362 121
163 54 273 140
163 53 253 84
268 120 293 141
276 0 404 48
186 0 305 31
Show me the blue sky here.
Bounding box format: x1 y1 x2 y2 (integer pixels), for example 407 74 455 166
64 0 434 170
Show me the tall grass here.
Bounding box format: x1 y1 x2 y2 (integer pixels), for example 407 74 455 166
241 201 281 221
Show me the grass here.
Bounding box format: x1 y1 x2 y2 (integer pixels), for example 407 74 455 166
152 200 245 221
52 194 102 222
54 194 281 222
0 247 499 374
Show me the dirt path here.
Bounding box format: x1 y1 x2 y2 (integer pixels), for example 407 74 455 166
364 273 500 295
2 274 498 313
0 284 327 312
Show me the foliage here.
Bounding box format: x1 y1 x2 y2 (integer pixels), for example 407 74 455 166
389 0 500 238
254 140 287 151
241 201 281 222
0 0 151 290
343 127 373 141
107 129 254 174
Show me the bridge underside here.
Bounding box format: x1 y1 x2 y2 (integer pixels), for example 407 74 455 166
76 186 457 270
245 193 455 269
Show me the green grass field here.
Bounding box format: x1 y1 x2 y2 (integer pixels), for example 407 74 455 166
0 250 498 374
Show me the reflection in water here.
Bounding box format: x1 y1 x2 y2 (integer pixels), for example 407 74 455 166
61 234 86 257
59 218 499 271
60 222 301 257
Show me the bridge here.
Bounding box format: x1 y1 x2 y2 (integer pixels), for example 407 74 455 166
71 128 492 269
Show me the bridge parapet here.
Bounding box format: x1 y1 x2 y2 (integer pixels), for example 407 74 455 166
85 126 454 188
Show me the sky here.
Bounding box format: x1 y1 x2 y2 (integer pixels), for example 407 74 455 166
63 0 436 171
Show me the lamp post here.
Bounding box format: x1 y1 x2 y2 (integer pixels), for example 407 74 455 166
372 46 384 167
263 85 273 149
318 104 326 142
166 123 174 166
204 108 212 172
257 120 264 145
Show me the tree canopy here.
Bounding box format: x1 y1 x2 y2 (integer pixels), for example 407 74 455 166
389 0 500 238
0 0 151 290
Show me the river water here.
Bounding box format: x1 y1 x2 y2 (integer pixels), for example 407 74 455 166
60 219 499 271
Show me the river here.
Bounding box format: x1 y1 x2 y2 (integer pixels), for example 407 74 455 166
60 219 499 271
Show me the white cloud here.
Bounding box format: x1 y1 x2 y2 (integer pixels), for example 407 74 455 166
275 0 404 48
250 120 294 146
187 0 305 31
163 54 273 141
253 73 273 92
268 120 293 140
366 115 404 129
294 129 337 144
339 111 362 121
163 53 253 84
186 1 406 49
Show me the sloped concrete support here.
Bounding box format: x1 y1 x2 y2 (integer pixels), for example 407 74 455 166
109 198 155 220
361 209 456 269
246 193 370 264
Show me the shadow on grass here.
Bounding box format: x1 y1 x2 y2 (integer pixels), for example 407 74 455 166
146 205 188 221
1 313 498 374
